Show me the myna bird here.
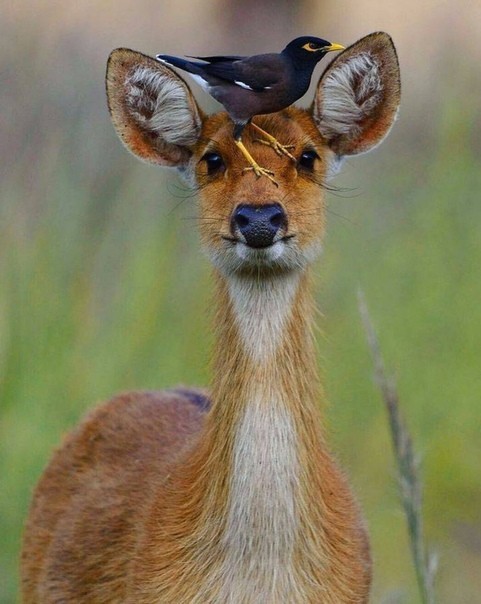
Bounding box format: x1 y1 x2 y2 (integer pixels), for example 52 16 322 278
156 37 344 184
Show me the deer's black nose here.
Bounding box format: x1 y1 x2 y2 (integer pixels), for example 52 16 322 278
231 203 287 248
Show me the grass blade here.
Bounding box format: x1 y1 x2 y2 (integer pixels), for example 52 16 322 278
357 289 437 604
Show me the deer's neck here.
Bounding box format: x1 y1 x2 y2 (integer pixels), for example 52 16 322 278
199 269 326 598
145 269 368 602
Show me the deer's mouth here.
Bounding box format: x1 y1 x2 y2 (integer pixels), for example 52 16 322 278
222 234 295 249
211 235 308 275
235 239 288 261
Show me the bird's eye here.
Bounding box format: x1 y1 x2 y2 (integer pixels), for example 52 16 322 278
201 152 225 176
298 149 319 171
302 42 321 52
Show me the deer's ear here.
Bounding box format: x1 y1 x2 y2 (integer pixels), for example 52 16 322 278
312 32 400 156
106 48 204 167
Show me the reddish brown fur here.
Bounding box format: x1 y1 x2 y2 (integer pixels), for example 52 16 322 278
21 391 208 600
196 109 328 251
21 32 400 603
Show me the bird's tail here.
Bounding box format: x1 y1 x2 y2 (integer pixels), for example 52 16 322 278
156 55 204 75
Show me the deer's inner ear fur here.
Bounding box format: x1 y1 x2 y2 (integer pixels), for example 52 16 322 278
312 32 401 157
106 48 203 167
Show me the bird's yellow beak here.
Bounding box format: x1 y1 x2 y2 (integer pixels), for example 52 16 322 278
324 43 345 53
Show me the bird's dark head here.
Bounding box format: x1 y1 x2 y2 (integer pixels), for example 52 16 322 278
282 36 345 64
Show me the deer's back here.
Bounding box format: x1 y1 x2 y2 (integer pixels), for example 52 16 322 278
21 388 209 603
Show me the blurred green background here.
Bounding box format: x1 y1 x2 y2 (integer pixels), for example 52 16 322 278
1 1 480 602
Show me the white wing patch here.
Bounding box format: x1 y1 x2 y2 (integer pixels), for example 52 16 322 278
234 80 254 90
234 80 272 91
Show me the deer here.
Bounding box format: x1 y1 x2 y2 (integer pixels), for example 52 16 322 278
20 32 400 603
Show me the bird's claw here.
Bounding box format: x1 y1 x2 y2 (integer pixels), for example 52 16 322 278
242 165 279 187
254 138 296 162
250 123 297 162
234 136 279 186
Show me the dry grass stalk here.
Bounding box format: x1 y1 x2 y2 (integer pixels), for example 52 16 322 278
357 289 437 604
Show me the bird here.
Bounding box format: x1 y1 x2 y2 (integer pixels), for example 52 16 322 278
156 37 344 185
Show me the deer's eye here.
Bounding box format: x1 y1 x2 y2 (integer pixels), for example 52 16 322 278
201 152 225 176
298 149 319 171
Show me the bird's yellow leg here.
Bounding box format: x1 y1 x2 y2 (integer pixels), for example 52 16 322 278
235 138 279 186
251 122 296 162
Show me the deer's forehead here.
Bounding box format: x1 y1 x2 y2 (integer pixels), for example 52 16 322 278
196 109 324 155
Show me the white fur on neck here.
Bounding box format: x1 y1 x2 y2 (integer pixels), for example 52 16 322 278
216 391 300 602
228 273 300 362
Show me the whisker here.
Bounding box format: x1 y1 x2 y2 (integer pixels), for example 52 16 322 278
325 207 356 225
167 195 194 216
167 181 198 199
327 187 363 199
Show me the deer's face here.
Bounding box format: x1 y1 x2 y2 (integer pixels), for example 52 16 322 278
105 34 400 277
192 110 329 275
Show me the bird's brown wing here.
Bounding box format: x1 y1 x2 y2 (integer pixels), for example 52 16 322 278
187 55 245 63
202 53 284 92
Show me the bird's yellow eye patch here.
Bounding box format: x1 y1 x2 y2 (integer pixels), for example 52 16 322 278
302 42 320 52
